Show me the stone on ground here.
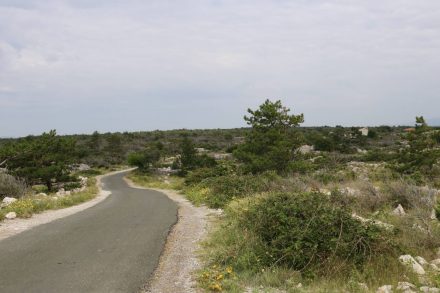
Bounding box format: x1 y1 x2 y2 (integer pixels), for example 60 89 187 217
398 255 425 275
392 204 406 216
1 197 17 207
376 285 392 293
5 212 17 220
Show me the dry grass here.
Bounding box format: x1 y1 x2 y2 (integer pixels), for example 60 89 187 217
126 171 184 190
0 178 99 221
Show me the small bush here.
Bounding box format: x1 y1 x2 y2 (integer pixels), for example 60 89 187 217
386 180 436 211
197 171 280 208
313 169 356 184
127 172 184 190
0 173 27 199
240 192 394 275
185 162 236 186
75 168 103 177
288 159 316 174
64 182 82 191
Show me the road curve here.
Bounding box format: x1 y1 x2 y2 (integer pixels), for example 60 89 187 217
0 171 178 293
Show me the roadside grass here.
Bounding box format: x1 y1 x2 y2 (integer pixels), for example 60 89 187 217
0 177 98 221
197 195 422 293
126 171 184 190
180 164 440 292
124 164 440 292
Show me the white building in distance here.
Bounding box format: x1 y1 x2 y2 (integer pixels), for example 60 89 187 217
359 127 369 136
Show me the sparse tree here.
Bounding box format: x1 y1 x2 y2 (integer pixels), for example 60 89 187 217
234 99 304 173
395 116 440 175
0 130 76 191
179 136 198 174
127 144 161 172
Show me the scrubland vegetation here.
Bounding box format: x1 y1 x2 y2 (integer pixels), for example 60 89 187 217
128 100 440 292
0 131 115 220
2 99 440 292
0 176 98 221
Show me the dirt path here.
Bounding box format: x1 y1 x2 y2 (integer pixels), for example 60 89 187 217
125 177 219 293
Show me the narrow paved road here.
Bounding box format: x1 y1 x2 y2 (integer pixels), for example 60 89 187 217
0 172 178 293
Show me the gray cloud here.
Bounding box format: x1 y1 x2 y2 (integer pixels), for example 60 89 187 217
1 0 440 136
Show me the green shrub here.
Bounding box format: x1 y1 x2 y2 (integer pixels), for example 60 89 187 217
75 168 103 177
185 162 237 186
313 169 356 184
127 172 184 190
240 192 394 275
288 159 316 174
64 182 82 191
363 149 395 162
0 173 27 199
197 171 280 208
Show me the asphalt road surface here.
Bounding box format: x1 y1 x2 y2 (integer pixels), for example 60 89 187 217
0 171 178 293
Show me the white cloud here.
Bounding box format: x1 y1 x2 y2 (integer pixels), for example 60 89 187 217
0 0 440 136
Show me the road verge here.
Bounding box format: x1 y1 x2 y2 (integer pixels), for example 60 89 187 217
124 176 219 293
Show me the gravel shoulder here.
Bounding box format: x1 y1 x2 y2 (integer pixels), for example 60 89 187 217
124 177 219 293
0 169 131 242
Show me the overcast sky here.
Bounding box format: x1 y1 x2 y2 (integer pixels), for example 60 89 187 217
1 0 439 137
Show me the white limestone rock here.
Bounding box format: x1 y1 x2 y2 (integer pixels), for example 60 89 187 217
56 188 66 196
392 204 406 216
430 263 440 271
5 212 17 220
319 188 331 196
77 163 90 171
398 255 425 275
397 282 416 291
1 197 17 207
376 285 392 293
415 256 429 267
396 282 417 292
352 213 394 230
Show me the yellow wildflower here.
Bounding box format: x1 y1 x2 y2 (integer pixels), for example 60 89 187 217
209 283 222 291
